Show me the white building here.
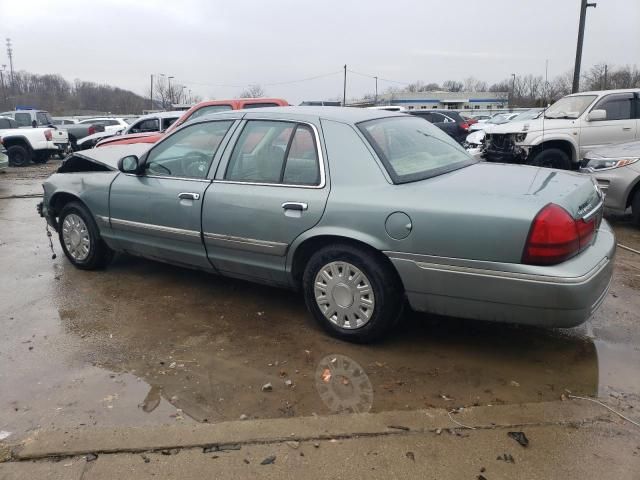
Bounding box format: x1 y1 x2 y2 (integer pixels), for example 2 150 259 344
375 91 509 110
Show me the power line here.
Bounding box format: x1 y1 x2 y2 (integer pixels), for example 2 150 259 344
177 70 342 90
346 68 411 86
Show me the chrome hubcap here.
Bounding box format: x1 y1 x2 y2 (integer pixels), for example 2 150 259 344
314 261 375 330
62 213 90 261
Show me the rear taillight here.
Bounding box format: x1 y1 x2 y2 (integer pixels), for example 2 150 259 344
461 122 470 131
44 129 53 141
467 118 478 125
522 203 596 266
88 126 96 135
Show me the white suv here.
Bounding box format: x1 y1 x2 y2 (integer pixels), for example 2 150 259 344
483 89 640 169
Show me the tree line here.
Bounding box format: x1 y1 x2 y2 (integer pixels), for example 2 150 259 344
362 63 640 107
0 70 150 115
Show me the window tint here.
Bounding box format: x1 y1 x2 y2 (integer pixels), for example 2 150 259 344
36 112 53 125
187 105 233 122
358 117 474 184
225 121 321 186
130 118 159 133
0 118 10 129
15 113 31 127
145 121 233 179
242 102 280 109
283 125 320 185
592 93 633 121
161 117 178 130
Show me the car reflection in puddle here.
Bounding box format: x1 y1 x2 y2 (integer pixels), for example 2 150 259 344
52 254 603 426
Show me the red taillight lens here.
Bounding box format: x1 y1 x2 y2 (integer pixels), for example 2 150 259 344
461 122 469 131
522 203 596 266
88 126 96 135
44 129 53 141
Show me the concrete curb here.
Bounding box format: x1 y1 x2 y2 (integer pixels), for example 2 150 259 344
9 400 613 460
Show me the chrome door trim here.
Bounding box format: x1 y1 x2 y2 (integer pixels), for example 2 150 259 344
96 215 110 228
124 173 212 183
110 217 202 243
213 120 326 189
384 251 609 285
178 192 201 200
203 232 287 256
282 202 308 211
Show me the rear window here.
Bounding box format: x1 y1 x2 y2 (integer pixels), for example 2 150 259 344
358 117 475 184
187 105 233 122
242 102 280 109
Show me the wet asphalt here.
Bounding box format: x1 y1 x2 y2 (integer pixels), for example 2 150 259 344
1 161 639 438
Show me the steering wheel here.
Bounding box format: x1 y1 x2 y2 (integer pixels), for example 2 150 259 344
146 161 171 175
181 151 211 178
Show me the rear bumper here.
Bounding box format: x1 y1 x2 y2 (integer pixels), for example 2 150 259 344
385 220 616 328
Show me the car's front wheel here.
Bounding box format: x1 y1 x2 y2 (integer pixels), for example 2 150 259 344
58 201 114 270
529 148 571 170
302 243 404 343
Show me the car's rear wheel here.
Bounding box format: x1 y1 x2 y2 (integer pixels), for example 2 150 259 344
58 201 113 270
529 148 571 170
302 243 404 343
7 145 31 167
632 189 640 227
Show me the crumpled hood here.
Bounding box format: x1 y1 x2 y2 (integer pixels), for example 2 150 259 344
69 143 152 170
489 118 579 135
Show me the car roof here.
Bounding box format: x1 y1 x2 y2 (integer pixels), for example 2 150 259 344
195 106 407 124
135 111 183 120
568 88 640 96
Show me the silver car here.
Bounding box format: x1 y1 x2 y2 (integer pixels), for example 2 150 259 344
38 107 615 343
580 140 640 225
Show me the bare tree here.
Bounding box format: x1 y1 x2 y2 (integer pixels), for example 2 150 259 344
442 80 463 92
239 84 266 98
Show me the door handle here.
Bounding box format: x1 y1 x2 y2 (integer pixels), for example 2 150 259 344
622 127 632 131
178 192 200 200
282 202 308 211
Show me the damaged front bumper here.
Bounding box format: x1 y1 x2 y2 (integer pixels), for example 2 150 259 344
37 198 58 231
482 133 529 164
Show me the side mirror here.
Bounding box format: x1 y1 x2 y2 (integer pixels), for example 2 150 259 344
118 155 141 174
587 109 606 121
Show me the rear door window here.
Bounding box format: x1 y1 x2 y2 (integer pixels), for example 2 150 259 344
225 120 320 186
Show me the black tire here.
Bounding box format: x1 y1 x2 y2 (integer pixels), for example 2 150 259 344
58 201 114 270
302 243 404 343
7 145 32 167
529 148 571 170
632 189 640 227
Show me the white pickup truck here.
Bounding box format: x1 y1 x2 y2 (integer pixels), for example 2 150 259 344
0 116 70 166
483 88 640 169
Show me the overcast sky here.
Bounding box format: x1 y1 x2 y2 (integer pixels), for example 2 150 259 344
2 0 639 104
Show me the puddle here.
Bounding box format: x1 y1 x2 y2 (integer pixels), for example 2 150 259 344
2 191 640 435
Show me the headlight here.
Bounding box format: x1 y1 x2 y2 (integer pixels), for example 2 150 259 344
514 133 527 142
583 157 639 171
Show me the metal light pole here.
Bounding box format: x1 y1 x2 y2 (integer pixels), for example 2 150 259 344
572 0 597 93
168 76 175 106
0 65 6 104
374 76 378 105
510 73 516 107
343 65 347 106
150 74 154 110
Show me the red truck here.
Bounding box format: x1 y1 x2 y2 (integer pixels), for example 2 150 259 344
96 98 289 148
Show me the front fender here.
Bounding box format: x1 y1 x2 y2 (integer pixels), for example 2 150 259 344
522 132 578 159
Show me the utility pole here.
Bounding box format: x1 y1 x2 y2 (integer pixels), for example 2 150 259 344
572 0 597 93
150 74 154 110
374 76 378 105
168 76 175 106
510 73 516 107
603 64 608 90
343 65 347 106
5 38 14 89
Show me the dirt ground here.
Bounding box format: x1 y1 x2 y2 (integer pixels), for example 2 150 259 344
1 160 639 477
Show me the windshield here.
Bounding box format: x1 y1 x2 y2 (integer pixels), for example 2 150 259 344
187 105 233 122
512 109 542 122
487 114 510 124
358 117 475 184
545 95 596 119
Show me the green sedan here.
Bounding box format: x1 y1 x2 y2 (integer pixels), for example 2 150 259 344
38 107 614 343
